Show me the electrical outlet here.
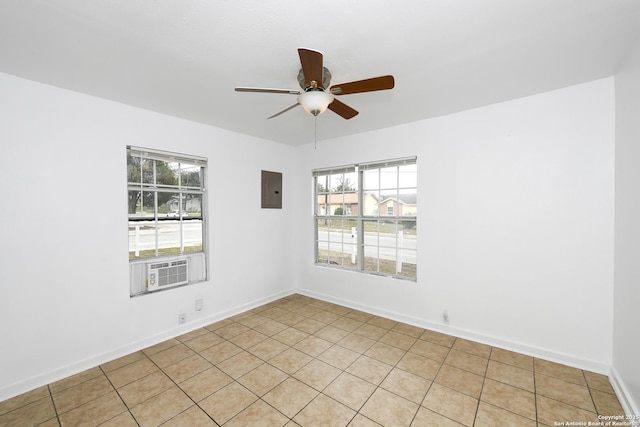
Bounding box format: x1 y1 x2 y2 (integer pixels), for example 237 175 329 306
442 310 449 324
179 313 186 324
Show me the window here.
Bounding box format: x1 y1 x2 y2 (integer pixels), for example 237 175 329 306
127 146 207 295
314 157 417 280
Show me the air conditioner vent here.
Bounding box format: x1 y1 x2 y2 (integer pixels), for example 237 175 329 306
147 259 188 291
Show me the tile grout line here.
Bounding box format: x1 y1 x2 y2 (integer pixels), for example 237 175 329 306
47 368 125 426
97 364 141 427
146 345 223 426
471 344 491 426
534 360 610 421
584 368 601 417
46 384 62 427
533 357 539 426
417 335 461 426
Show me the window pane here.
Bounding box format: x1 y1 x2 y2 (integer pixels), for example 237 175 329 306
127 154 141 184
399 164 417 188
316 174 329 216
184 220 203 253
343 219 358 233
328 242 353 267
128 190 155 219
128 190 142 218
316 174 329 194
342 171 357 192
362 220 380 248
397 249 417 280
327 242 341 265
343 192 358 216
379 197 397 217
363 169 379 190
379 166 398 190
157 221 182 256
329 193 343 215
316 196 329 216
316 218 357 268
397 222 417 279
185 194 202 218
141 191 155 217
363 220 408 276
316 216 332 265
330 174 343 192
342 243 358 269
363 249 381 275
401 218 417 235
316 250 329 264
129 220 157 259
399 189 417 217
142 159 154 185
363 191 380 216
158 192 180 217
378 220 399 247
181 163 202 188
156 161 178 186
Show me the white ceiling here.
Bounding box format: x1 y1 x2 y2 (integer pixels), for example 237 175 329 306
1 0 639 146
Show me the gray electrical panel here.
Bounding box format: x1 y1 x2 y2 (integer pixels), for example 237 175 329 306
261 170 282 209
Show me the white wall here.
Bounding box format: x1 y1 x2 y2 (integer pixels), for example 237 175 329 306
613 37 640 417
0 71 620 403
293 78 615 373
0 72 296 400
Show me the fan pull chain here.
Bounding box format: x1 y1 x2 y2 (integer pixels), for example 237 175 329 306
314 115 317 149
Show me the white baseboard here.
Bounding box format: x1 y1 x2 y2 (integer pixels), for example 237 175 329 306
297 288 611 374
299 288 640 420
0 289 294 402
610 367 640 426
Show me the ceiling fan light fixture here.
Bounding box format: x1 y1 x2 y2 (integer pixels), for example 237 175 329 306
298 90 334 116
235 48 394 120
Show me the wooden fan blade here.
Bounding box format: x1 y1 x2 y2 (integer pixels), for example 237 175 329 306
330 75 395 95
267 103 300 119
328 99 359 119
298 48 323 87
235 87 300 95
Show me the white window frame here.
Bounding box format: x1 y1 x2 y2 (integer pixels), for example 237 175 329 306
313 157 417 280
127 146 208 295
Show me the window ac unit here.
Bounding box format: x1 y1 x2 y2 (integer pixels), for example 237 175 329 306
147 259 189 291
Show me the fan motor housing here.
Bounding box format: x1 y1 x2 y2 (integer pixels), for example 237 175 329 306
298 67 331 90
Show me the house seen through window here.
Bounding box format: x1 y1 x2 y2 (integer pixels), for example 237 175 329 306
314 157 417 280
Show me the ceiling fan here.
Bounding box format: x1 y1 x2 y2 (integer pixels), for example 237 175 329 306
235 48 395 120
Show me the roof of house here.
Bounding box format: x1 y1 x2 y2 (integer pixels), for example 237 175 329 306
377 194 417 206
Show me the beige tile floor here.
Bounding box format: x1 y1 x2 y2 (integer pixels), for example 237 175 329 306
0 294 625 426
